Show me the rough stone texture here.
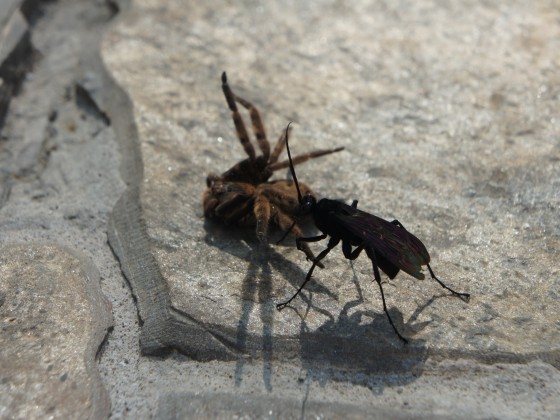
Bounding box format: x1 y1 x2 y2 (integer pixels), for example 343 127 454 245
104 0 559 358
0 244 112 419
98 0 560 416
154 358 560 419
0 0 123 418
1 0 559 417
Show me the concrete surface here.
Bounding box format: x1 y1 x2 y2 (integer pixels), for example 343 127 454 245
1 0 559 418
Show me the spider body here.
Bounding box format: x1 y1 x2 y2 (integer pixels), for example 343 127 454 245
203 72 342 263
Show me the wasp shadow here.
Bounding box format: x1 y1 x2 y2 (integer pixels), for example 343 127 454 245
294 262 435 394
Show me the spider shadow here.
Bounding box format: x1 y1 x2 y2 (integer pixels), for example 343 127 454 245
203 219 336 391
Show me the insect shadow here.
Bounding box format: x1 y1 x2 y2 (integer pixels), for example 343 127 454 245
293 263 431 396
276 123 471 343
203 220 337 390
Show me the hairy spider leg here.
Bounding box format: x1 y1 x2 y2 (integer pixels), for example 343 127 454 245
222 72 256 161
253 193 271 240
233 95 270 161
269 126 290 164
211 182 255 223
269 146 345 171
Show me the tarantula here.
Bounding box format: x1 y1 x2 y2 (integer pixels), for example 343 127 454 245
203 72 343 263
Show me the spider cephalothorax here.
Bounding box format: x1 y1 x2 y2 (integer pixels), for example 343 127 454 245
203 72 342 262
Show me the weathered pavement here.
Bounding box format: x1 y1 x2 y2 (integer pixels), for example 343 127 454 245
1 0 559 418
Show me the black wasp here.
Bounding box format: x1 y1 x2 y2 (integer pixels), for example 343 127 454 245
276 123 470 343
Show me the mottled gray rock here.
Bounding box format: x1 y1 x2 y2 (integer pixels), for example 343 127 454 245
1 0 557 416
104 0 559 358
0 244 112 419
0 1 26 64
0 0 126 418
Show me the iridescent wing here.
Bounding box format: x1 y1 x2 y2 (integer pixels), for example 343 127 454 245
334 203 431 280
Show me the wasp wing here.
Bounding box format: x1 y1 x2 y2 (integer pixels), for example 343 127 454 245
334 204 431 280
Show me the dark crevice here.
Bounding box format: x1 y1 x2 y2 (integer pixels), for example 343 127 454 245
20 0 57 26
0 31 37 132
75 83 111 126
106 229 144 327
0 0 55 133
104 0 120 19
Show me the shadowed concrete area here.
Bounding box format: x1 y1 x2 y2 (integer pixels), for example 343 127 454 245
1 0 559 417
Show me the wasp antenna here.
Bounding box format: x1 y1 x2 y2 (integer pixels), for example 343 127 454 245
285 122 303 204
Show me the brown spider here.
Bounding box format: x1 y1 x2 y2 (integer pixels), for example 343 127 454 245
203 72 343 263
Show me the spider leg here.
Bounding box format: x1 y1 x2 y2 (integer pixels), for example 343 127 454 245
209 182 255 223
268 147 344 171
234 95 270 161
215 195 254 224
254 194 272 242
269 127 289 164
222 72 256 161
211 181 255 196
206 173 220 187
202 191 220 218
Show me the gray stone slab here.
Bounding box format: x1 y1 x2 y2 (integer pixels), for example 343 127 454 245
0 0 127 417
104 0 559 360
0 244 112 419
1 0 557 417
149 357 559 419
157 392 401 419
